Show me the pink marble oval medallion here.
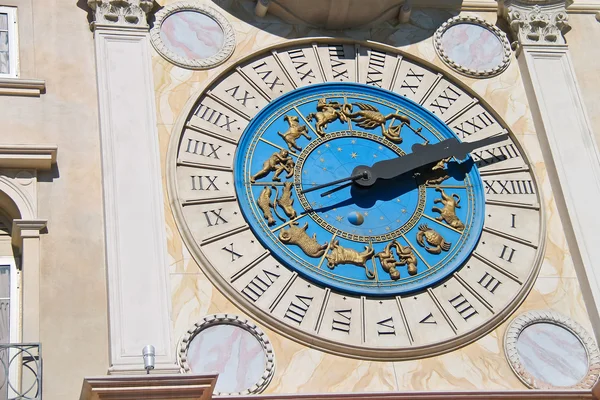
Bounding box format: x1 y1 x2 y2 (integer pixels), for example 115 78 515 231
440 23 504 71
160 11 225 60
187 324 267 393
516 323 589 387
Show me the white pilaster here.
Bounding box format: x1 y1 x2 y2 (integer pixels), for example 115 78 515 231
88 0 176 373
500 0 600 339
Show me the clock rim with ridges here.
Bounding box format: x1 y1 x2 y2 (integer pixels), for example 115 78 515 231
166 37 546 360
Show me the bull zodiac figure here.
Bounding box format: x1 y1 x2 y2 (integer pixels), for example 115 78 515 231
277 115 311 152
326 241 375 279
342 103 411 143
307 98 348 136
250 149 294 183
432 188 465 231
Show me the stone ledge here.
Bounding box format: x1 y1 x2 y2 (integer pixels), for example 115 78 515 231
0 145 57 170
0 78 45 97
80 374 218 400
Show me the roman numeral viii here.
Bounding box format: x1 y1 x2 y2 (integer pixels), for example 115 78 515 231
185 139 221 159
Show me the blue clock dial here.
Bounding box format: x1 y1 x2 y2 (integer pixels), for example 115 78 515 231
235 82 485 296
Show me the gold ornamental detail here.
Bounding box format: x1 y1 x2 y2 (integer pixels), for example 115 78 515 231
278 222 328 258
416 224 451 254
375 240 418 280
432 188 465 231
325 240 375 279
251 149 295 183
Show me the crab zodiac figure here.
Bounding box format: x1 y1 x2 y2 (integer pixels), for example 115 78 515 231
250 149 295 183
342 102 411 143
277 115 311 152
417 224 451 255
307 98 348 136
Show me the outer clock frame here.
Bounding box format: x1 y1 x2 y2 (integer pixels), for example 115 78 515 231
166 38 546 360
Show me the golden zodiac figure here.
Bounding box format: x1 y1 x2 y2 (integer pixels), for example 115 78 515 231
250 149 295 183
277 115 311 152
307 98 348 137
432 188 465 231
342 103 410 143
326 241 375 279
273 181 297 221
416 224 451 254
279 222 328 258
256 186 277 226
417 156 450 185
375 241 418 280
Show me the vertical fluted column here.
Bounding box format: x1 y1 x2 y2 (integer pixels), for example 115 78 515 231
499 0 600 340
88 0 177 374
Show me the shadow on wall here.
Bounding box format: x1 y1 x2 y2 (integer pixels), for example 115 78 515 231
209 0 465 46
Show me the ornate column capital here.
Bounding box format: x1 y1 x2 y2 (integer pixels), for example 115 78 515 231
499 0 572 45
88 0 155 30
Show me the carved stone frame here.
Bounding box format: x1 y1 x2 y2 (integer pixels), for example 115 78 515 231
150 2 235 70
433 15 512 78
504 310 600 389
177 314 276 395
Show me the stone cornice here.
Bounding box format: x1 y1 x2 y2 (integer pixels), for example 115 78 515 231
499 0 572 45
88 0 154 31
0 145 57 170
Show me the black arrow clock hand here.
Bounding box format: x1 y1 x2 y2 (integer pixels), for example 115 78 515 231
300 133 509 195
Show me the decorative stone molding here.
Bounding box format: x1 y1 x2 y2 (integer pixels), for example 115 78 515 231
433 15 511 78
0 145 57 170
505 310 600 389
177 314 275 395
88 0 154 30
499 0 571 45
80 374 219 400
11 219 47 252
150 2 235 70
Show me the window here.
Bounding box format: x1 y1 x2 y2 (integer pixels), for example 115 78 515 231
0 7 18 78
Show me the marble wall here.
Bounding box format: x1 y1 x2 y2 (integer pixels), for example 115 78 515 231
154 0 595 393
0 0 109 399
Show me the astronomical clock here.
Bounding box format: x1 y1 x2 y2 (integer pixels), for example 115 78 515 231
167 39 544 359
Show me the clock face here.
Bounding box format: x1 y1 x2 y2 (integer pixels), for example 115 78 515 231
168 40 544 359
236 83 486 296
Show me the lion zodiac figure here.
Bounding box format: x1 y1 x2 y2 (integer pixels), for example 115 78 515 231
307 98 348 136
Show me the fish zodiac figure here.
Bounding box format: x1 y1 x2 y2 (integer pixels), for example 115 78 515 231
432 188 465 231
307 98 348 136
375 241 418 280
416 224 451 255
279 222 328 258
342 103 410 143
250 149 295 183
326 241 375 279
256 186 276 226
277 115 311 152
273 181 297 221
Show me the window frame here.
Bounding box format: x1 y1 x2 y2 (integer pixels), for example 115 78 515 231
0 256 20 344
0 6 19 78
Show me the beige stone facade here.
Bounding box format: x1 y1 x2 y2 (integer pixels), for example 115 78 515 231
0 0 599 399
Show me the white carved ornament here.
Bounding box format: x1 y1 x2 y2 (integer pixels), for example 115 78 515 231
500 0 571 45
88 0 154 29
150 2 236 70
504 310 600 389
433 15 512 78
177 314 275 395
